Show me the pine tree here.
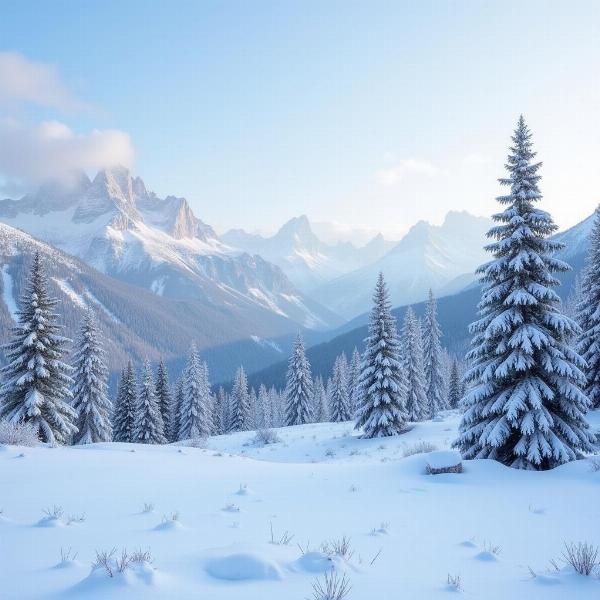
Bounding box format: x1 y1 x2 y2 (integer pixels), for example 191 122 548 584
170 376 185 441
269 386 282 427
113 361 137 442
348 347 362 416
0 253 77 444
71 311 112 444
455 116 595 469
285 333 314 426
256 384 269 429
447 359 461 409
134 359 166 444
329 355 352 422
178 344 212 439
248 387 258 430
423 290 445 418
154 360 172 439
312 375 328 423
230 366 250 431
211 387 223 435
401 307 428 422
217 386 229 433
577 206 600 409
354 273 407 437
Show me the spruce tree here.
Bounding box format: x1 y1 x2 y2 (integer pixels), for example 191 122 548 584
170 376 185 441
217 386 229 434
423 290 445 418
230 366 250 431
577 206 600 409
134 359 166 444
0 253 76 444
312 375 328 423
447 359 461 409
285 333 314 426
401 307 428 422
455 116 595 469
355 273 407 437
269 386 282 427
329 355 352 422
71 311 112 444
212 386 223 435
348 347 362 416
154 360 172 439
113 361 137 442
178 344 211 439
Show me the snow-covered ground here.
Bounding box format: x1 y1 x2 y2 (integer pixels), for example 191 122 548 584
2 411 600 599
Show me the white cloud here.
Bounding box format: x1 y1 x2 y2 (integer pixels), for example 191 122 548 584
0 51 84 111
462 153 490 166
0 118 134 188
374 159 440 186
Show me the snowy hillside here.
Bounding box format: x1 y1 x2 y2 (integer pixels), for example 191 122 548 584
0 222 319 382
2 412 600 599
312 211 492 319
223 215 394 291
0 169 339 330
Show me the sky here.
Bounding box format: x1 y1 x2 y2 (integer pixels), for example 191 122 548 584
0 0 599 239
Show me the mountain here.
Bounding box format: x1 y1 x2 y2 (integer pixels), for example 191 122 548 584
222 215 394 291
311 211 492 320
247 212 595 391
0 222 335 384
0 167 339 331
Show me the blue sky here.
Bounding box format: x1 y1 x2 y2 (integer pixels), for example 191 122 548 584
1 1 599 237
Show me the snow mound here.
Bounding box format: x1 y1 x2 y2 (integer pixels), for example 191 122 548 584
474 550 498 562
153 519 183 532
205 552 284 581
76 560 159 592
425 450 463 474
35 516 65 528
293 551 335 573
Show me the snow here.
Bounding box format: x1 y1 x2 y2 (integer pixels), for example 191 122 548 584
52 278 87 309
1 263 18 320
1 411 600 599
425 450 462 470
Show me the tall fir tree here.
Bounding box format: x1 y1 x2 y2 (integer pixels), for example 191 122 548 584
285 333 314 426
447 358 462 409
170 376 185 441
113 361 137 442
329 354 352 422
355 273 407 437
134 359 166 444
154 360 172 440
401 307 429 422
211 386 223 435
0 253 77 444
348 347 362 416
217 386 229 433
312 375 328 423
178 344 212 439
71 311 112 444
423 290 445 418
577 206 600 409
230 366 250 431
269 386 282 427
455 116 594 469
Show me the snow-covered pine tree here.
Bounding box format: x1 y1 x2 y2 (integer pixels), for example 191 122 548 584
71 310 112 444
230 366 250 431
455 116 595 469
134 359 166 444
577 206 600 409
285 333 314 426
401 306 428 422
269 386 282 427
329 354 352 422
348 347 362 416
423 290 445 418
0 253 77 444
217 386 229 433
113 361 137 442
170 376 185 441
255 384 268 429
355 273 408 437
447 358 461 409
211 386 223 435
154 360 172 440
248 387 258 430
312 375 328 423
178 344 212 439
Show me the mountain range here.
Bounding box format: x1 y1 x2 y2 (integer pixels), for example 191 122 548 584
0 167 340 331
